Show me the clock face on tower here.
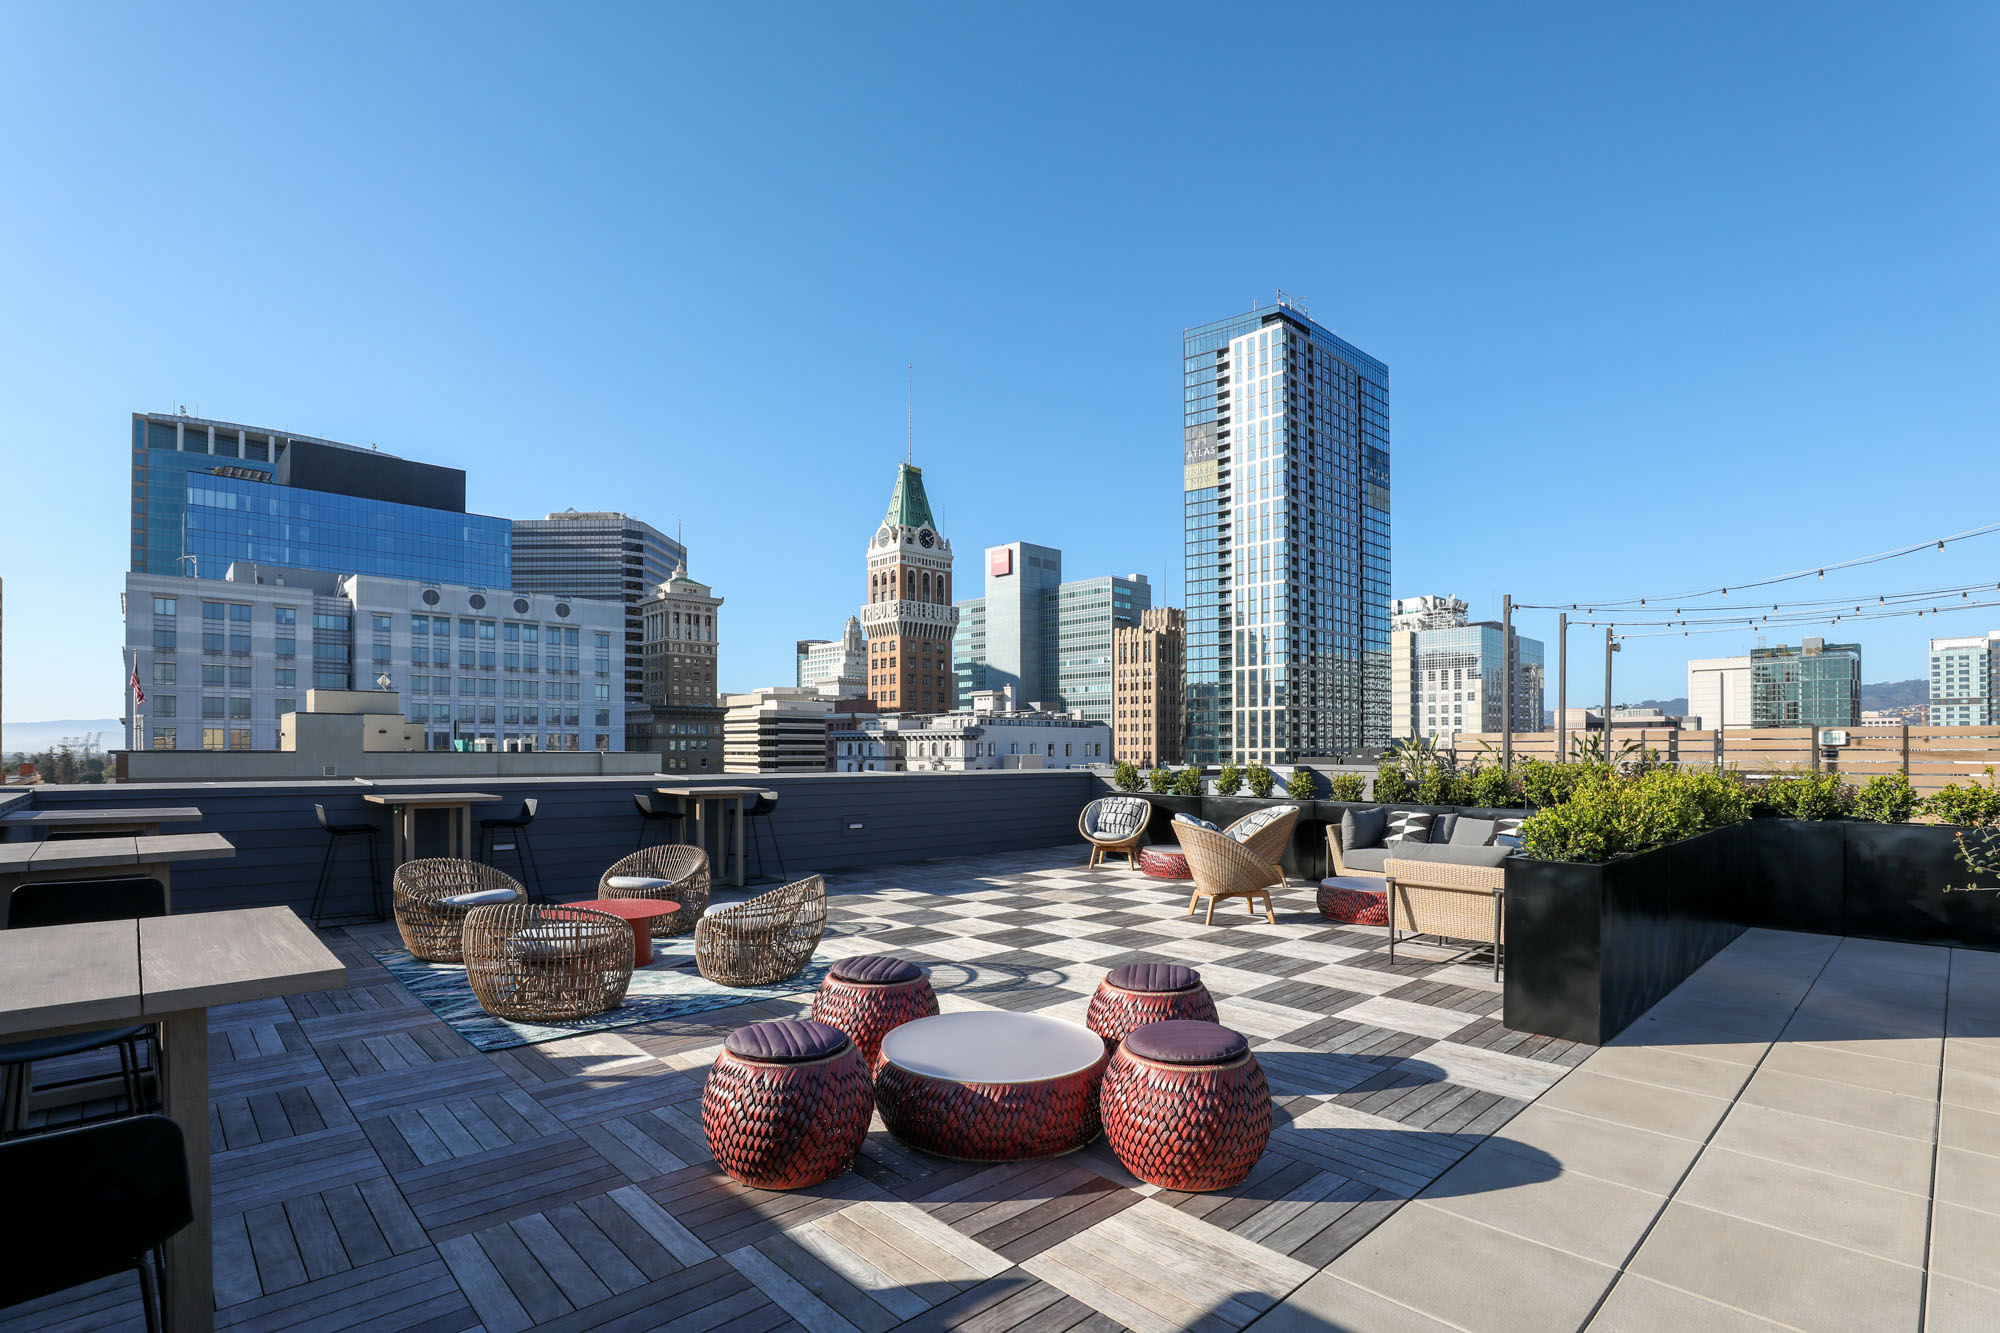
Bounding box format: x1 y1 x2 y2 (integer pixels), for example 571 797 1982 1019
876 527 893 547
918 528 935 549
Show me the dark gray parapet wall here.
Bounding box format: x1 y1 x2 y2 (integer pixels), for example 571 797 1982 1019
11 770 1101 919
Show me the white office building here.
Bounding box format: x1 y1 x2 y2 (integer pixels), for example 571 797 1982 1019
831 698 1110 773
1688 656 1754 731
123 562 624 754
797 617 869 698
1930 632 2000 725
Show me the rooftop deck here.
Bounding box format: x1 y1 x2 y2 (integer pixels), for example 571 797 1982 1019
6 846 1997 1332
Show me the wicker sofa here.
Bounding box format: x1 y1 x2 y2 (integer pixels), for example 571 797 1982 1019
1384 856 1507 979
1326 809 1522 879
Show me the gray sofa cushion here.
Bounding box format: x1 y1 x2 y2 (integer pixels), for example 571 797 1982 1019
1450 817 1499 847
1341 846 1392 873
1385 842 1512 869
1340 806 1388 852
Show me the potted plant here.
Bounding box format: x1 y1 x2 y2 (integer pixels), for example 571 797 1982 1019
1326 771 1365 802
1214 763 1243 796
1245 762 1275 799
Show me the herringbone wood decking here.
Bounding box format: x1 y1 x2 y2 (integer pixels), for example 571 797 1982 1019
1 847 1588 1332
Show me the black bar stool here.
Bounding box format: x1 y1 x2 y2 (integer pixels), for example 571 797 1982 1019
478 799 545 901
2 877 168 1138
311 804 385 925
0 1114 193 1332
633 794 687 850
727 789 787 884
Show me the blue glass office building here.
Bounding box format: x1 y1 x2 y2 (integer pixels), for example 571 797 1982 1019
1183 302 1390 763
131 413 509 586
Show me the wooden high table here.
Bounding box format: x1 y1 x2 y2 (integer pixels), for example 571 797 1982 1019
0 907 345 1331
654 784 763 887
362 791 499 868
0 806 205 840
0 832 236 928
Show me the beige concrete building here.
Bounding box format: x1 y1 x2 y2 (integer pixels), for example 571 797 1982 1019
1112 607 1185 767
633 565 724 772
723 688 835 773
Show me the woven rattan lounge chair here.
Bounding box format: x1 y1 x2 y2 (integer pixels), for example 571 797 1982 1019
393 859 527 962
1384 857 1507 979
1176 823 1282 925
695 874 826 987
462 902 635 1021
599 844 710 937
1079 795 1151 869
1222 805 1300 868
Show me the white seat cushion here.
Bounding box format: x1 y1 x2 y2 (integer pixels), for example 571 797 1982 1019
606 875 674 891
441 887 517 907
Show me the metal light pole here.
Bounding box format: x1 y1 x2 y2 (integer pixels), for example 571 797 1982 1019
1603 626 1617 759
1556 612 1568 763
1501 594 1514 776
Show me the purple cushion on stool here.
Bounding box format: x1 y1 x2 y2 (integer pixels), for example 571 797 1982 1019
1105 962 1200 994
1123 1019 1248 1066
829 954 924 985
724 1019 849 1063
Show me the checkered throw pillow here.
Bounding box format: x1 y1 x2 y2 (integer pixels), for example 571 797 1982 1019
1491 817 1525 843
1387 810 1434 844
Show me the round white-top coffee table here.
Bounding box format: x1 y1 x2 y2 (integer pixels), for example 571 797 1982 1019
874 1011 1110 1161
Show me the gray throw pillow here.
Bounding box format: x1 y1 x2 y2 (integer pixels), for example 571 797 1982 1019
1450 817 1498 847
1173 812 1221 832
1428 813 1458 844
1340 805 1388 851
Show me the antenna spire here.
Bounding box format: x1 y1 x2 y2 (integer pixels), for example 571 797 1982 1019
906 364 913 464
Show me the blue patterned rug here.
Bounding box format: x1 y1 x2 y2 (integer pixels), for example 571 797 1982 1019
372 936 829 1051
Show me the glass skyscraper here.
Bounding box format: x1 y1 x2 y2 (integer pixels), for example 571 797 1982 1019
1183 301 1390 764
131 412 509 586
1752 639 1861 729
951 542 1150 723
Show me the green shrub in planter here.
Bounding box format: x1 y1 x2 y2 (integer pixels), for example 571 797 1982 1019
1112 761 1143 793
1854 771 1918 824
1214 763 1243 796
1762 771 1852 821
1374 765 1410 804
1924 768 2000 827
1148 766 1173 793
1415 763 1453 808
1286 767 1316 800
1517 757 1596 809
1246 762 1276 798
1173 765 1204 796
1466 764 1519 808
1519 772 1643 863
1327 771 1365 802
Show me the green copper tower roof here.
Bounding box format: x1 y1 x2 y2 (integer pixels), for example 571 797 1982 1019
883 462 937 531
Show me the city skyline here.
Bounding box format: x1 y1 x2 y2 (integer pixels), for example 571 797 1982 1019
4 6 1997 726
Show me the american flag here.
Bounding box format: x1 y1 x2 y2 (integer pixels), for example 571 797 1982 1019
130 667 145 707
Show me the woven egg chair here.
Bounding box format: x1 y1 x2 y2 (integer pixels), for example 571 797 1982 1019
462 902 635 1022
598 844 710 937
393 858 526 962
695 874 826 987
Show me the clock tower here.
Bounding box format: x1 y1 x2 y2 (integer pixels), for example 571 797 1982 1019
860 462 958 713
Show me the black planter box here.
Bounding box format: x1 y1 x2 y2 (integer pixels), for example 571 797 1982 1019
1843 821 2000 949
1504 824 1747 1045
1739 818 1846 934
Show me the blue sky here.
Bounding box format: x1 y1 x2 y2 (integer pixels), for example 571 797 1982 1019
2 3 1996 725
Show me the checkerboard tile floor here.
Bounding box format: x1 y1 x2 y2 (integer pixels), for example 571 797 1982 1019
6 846 1591 1333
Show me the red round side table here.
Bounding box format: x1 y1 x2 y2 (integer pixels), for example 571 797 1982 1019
1101 1019 1270 1192
1086 962 1219 1050
589 897 681 966
810 955 939 1069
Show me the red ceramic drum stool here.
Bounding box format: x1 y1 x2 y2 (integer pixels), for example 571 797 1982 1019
1086 962 1219 1050
701 1019 873 1189
810 954 939 1069
1101 1019 1271 1191
1137 846 1192 880
1317 877 1388 925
